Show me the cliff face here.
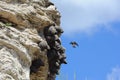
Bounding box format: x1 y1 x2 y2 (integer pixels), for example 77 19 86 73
0 0 66 80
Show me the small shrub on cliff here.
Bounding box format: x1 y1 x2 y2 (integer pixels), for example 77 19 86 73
5 22 12 27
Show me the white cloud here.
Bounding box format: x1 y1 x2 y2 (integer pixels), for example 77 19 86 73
106 66 120 80
51 0 120 35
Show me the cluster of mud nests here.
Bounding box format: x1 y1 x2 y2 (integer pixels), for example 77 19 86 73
30 25 67 80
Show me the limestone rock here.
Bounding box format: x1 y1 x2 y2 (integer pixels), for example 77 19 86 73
0 0 66 80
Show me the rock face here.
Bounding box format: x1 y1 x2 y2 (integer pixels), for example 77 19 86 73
0 0 66 80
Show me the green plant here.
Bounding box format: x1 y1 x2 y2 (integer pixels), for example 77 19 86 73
0 22 4 27
5 22 12 27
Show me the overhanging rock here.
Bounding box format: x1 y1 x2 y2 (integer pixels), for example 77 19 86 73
0 0 67 80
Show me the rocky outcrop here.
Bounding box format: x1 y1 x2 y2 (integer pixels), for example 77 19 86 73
0 0 66 80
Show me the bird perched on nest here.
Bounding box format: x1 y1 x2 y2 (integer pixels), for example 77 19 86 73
70 41 79 48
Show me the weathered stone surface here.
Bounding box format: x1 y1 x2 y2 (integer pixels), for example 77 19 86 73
0 0 66 80
0 0 60 29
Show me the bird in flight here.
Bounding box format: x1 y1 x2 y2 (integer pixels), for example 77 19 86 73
70 41 79 48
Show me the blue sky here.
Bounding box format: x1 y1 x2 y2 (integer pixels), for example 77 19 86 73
51 0 120 80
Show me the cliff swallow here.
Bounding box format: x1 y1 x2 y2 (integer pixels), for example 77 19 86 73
70 41 79 48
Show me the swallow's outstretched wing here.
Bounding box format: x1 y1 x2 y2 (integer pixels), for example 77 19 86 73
74 42 79 46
